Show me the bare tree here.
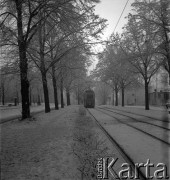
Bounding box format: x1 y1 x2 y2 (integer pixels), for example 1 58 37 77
94 81 111 105
27 0 106 112
93 43 136 106
131 0 170 84
114 12 162 110
0 0 57 119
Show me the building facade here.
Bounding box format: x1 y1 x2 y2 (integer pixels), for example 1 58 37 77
115 68 170 106
149 68 170 105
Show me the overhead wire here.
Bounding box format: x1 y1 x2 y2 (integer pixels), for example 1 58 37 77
113 0 130 33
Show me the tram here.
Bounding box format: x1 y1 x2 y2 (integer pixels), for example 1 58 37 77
84 89 95 108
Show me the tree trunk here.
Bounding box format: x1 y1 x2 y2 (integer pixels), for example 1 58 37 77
77 87 80 105
20 60 30 119
103 94 107 105
38 9 50 112
2 85 5 105
66 90 71 106
115 85 118 106
164 34 170 85
112 90 114 106
145 78 149 110
29 87 32 106
42 72 50 112
122 87 124 107
39 96 41 103
16 91 19 105
16 0 30 119
52 66 59 110
60 78 64 108
37 94 41 105
161 0 170 85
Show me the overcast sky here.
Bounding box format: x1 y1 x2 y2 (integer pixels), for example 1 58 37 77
95 0 135 40
88 0 135 70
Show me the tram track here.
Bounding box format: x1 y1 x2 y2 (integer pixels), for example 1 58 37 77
99 106 169 123
96 108 170 146
87 108 147 180
98 107 170 131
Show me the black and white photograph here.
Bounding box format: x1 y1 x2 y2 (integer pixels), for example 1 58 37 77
0 0 170 179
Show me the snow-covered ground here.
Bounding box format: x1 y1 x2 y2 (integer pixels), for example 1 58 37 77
1 105 169 179
1 106 80 180
1 105 114 180
0 103 55 123
100 105 170 120
89 107 170 179
98 107 170 141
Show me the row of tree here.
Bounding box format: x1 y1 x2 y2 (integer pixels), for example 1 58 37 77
0 0 107 119
93 0 170 110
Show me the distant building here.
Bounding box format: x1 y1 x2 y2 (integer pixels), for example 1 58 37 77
117 68 170 106
118 86 145 106
149 68 170 105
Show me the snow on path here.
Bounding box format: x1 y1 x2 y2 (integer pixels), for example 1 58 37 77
106 124 170 179
100 110 170 143
101 105 170 121
101 107 170 129
90 108 170 179
0 106 80 180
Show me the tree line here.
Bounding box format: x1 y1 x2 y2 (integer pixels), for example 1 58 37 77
93 0 170 110
0 0 107 119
